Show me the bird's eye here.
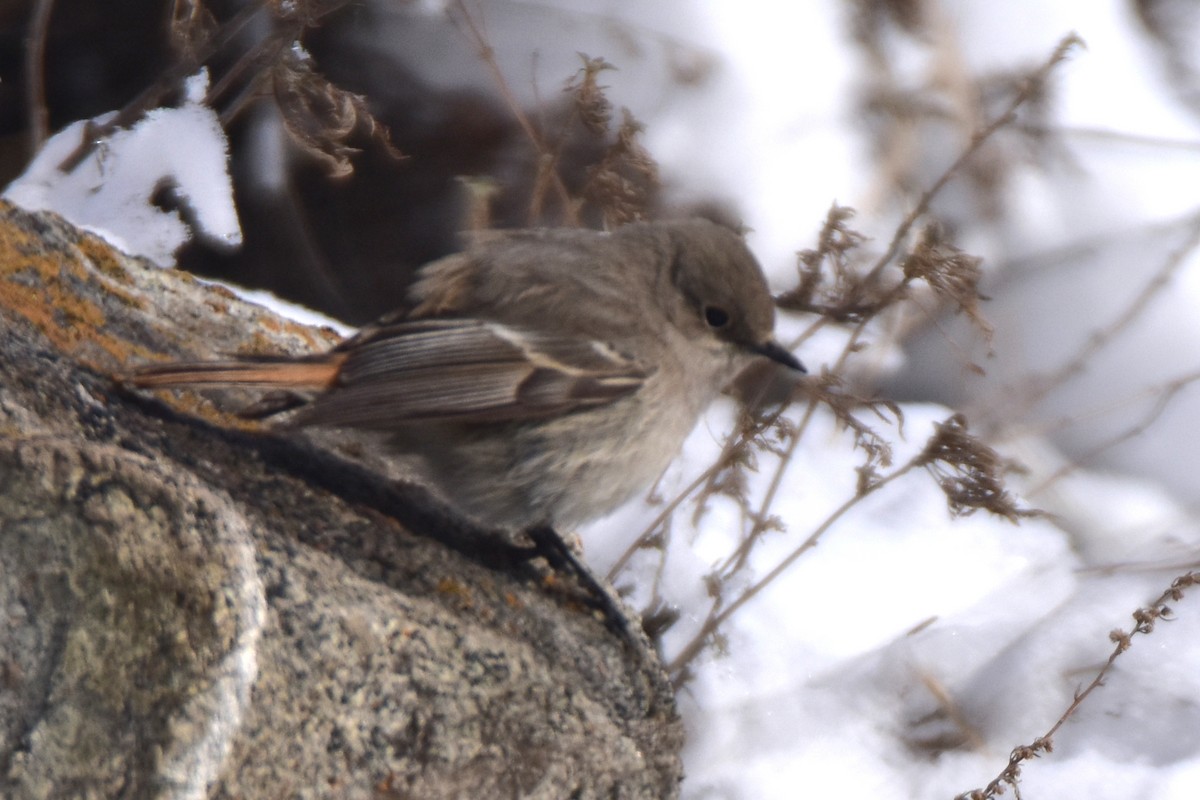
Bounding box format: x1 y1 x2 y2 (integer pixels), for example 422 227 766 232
704 306 730 328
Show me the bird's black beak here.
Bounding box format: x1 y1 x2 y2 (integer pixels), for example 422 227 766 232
751 340 805 373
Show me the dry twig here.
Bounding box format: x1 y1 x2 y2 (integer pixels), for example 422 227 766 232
24 0 56 151
955 571 1200 800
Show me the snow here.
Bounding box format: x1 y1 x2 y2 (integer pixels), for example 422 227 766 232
213 282 356 336
7 2 1200 797
3 70 241 267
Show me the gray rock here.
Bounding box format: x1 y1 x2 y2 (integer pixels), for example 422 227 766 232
0 202 681 799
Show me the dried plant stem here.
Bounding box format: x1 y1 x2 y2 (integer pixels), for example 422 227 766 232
667 458 921 681
638 65 1012 662
209 7 345 130
599 33 1075 686
712 278 906 580
685 32 1080 636
1019 123 1200 151
24 0 56 151
1023 208 1200 411
605 424 767 582
845 33 1083 312
1026 367 1200 496
605 379 800 581
955 571 1200 800
447 0 579 226
55 1 265 173
206 22 279 107
217 71 272 129
713 397 822 577
205 7 312 121
605 467 713 581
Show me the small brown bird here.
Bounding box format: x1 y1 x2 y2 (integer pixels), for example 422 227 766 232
133 218 803 533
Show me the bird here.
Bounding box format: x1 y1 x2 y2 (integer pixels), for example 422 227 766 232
132 218 804 535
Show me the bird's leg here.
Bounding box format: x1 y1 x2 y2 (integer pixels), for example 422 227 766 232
523 525 637 645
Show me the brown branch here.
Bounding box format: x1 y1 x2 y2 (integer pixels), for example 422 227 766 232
840 32 1084 315
704 31 1080 589
605 466 712 582
55 1 266 174
24 0 56 151
1019 123 1200 152
955 571 1200 800
1025 367 1200 496
447 0 579 226
667 409 1030 683
666 457 921 681
1023 207 1200 411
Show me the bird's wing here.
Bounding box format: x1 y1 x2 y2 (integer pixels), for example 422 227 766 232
294 318 648 428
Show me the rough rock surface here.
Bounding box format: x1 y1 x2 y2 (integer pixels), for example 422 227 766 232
0 202 682 799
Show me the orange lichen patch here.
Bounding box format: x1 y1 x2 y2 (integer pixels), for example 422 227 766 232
258 315 287 335
0 212 155 369
243 329 285 356
198 289 238 320
436 577 475 609
205 282 239 300
74 234 134 286
230 323 335 360
255 312 344 351
0 215 51 264
204 298 231 315
298 323 343 351
134 385 268 431
73 239 146 310
1 206 342 422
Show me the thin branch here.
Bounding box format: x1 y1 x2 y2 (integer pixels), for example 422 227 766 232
1020 123 1200 152
206 20 296 109
955 571 1200 800
700 31 1079 602
710 393 824 578
666 459 921 680
605 438 757 582
840 33 1084 315
1025 367 1200 496
604 384 800 582
447 0 579 225
24 0 56 151
1023 207 1200 411
56 1 266 174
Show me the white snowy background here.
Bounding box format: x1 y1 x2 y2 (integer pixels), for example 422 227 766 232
8 1 1200 798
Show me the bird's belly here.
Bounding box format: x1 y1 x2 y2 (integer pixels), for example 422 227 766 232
411 389 703 532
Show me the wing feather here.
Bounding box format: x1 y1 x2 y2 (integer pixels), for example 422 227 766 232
294 319 648 428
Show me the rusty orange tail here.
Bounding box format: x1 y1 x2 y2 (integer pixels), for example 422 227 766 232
130 355 344 391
